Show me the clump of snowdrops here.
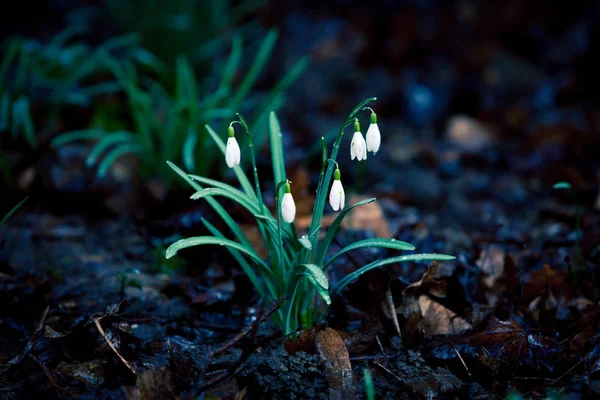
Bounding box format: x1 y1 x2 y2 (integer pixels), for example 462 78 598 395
166 97 454 335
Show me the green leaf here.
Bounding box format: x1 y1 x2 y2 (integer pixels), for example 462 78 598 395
230 29 277 108
182 128 198 171
202 218 274 299
298 236 312 251
218 34 242 92
269 112 287 187
166 236 269 272
86 131 136 166
334 253 456 294
97 143 143 177
553 182 572 190
323 238 416 271
189 174 259 209
51 129 106 148
190 187 260 215
301 273 331 305
315 198 377 266
166 161 256 252
299 263 329 290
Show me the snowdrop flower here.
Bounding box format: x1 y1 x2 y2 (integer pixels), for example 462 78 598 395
225 125 241 168
329 168 345 211
365 111 381 154
350 120 367 161
281 180 296 223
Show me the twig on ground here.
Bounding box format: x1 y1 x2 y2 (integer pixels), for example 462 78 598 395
2 305 50 370
92 317 136 375
29 353 73 397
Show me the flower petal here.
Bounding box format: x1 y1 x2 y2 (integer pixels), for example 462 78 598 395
226 137 241 168
351 131 367 161
281 192 296 223
366 123 381 154
329 180 345 211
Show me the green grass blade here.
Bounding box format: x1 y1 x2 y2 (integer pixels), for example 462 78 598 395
334 254 456 294
300 273 331 305
189 174 259 208
315 198 377 265
323 238 416 271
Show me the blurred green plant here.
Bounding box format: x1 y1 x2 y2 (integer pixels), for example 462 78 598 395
52 29 308 184
165 100 455 335
0 197 28 225
0 24 163 147
106 0 267 68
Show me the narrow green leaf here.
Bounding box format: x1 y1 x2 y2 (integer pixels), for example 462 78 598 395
202 218 274 299
166 236 269 272
189 174 258 208
300 273 331 305
323 238 416 271
298 236 312 251
86 131 136 166
269 112 286 188
299 263 329 290
190 187 260 215
553 182 572 190
182 128 198 171
166 161 256 252
51 129 106 148
334 253 456 293
97 143 143 177
230 29 278 108
315 198 377 265
218 34 242 91
0 197 28 225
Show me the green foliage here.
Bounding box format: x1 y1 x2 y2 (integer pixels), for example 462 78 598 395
0 25 162 146
106 0 267 68
52 29 308 184
165 101 455 335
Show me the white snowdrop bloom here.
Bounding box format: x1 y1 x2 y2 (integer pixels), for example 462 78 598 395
281 181 296 223
365 112 381 154
225 126 241 168
329 168 345 211
350 120 367 161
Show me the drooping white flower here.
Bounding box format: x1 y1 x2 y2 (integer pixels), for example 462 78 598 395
350 120 367 161
329 168 345 211
281 180 296 223
365 112 381 154
225 125 241 168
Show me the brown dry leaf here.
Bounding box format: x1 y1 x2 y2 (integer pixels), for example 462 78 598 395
132 367 177 400
476 244 505 288
418 295 472 337
403 262 448 298
341 195 390 237
240 224 268 259
523 263 568 297
315 327 357 400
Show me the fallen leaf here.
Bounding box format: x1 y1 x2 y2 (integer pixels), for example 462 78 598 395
315 327 357 400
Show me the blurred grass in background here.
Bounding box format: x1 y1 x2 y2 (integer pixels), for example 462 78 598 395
1 0 308 205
